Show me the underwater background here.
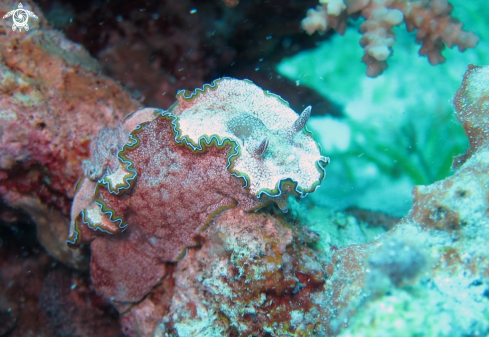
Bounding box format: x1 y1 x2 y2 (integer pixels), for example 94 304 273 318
0 0 488 336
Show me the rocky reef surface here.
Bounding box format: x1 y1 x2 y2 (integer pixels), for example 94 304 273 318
137 64 489 337
0 1 488 337
0 0 140 271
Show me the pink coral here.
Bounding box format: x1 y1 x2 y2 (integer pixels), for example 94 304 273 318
302 0 479 76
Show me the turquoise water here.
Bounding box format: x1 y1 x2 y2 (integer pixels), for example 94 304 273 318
1 0 488 336
279 0 489 217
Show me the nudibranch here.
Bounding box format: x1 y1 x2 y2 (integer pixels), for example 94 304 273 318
68 78 329 267
171 78 329 205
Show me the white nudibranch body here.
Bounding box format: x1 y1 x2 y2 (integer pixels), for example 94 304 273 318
169 78 330 202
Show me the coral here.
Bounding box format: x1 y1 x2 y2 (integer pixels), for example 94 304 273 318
302 0 479 76
366 236 426 289
119 276 174 337
337 286 481 337
279 12 473 216
68 78 328 305
1 1 487 335
222 0 240 7
0 0 140 269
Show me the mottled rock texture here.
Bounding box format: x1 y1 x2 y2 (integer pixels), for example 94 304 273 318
0 221 122 337
40 267 123 337
0 0 140 268
159 207 329 336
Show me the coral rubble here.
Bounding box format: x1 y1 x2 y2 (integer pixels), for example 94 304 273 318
302 0 479 76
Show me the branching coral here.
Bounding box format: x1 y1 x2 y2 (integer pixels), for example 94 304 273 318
302 0 479 76
68 78 328 304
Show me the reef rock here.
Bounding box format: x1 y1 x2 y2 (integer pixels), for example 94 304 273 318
0 0 140 269
160 207 328 336
321 64 489 336
40 267 123 337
